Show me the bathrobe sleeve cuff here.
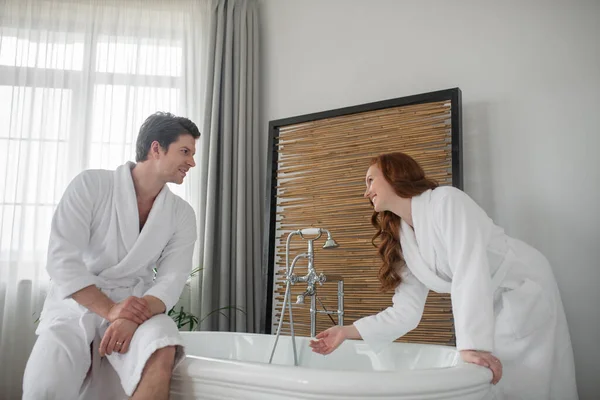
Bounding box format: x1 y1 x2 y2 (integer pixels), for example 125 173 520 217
353 317 395 354
56 275 100 300
455 337 494 353
353 267 428 353
143 286 182 314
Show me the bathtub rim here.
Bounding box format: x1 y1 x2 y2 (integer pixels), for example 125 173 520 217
174 331 493 397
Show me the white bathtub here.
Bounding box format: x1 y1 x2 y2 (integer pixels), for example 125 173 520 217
170 332 493 400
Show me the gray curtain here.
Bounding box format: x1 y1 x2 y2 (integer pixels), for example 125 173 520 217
192 0 262 333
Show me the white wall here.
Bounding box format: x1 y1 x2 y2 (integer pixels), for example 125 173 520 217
259 0 600 397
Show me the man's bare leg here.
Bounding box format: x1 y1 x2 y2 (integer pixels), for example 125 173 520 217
131 346 176 400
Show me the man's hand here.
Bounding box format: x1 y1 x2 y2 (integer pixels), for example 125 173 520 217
99 318 140 356
107 296 152 324
71 286 152 324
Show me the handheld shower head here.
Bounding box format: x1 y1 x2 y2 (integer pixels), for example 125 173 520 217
296 227 339 248
322 231 339 249
322 238 339 249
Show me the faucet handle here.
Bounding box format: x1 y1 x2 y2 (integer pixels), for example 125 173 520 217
296 294 305 304
317 272 326 286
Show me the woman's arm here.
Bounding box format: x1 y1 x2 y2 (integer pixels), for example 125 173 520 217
352 267 429 353
435 188 495 353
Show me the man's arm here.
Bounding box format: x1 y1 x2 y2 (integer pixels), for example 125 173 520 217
72 285 115 320
73 285 151 324
48 171 152 324
143 295 167 315
143 204 197 313
46 172 99 298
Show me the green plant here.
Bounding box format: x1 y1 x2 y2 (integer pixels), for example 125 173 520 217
167 266 246 331
168 306 199 330
168 304 247 331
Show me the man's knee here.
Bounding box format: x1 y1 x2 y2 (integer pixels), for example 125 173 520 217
23 371 73 400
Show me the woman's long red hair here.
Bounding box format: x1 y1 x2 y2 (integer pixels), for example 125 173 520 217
369 152 438 291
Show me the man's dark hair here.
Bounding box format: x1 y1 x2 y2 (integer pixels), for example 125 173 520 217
135 112 201 162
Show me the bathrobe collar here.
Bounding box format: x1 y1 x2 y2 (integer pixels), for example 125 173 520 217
114 161 169 253
400 189 452 293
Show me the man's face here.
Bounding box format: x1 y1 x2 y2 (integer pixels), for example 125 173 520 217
154 134 196 184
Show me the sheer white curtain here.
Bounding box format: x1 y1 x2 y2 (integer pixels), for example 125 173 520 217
0 0 205 397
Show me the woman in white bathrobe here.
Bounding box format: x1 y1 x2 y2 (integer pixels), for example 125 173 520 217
310 152 578 399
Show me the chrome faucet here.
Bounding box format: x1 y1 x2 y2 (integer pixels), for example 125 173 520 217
269 227 343 366
288 228 344 337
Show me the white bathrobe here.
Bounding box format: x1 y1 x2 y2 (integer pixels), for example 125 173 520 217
353 186 578 399
23 161 197 399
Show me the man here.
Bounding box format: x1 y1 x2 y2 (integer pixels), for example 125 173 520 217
23 112 201 399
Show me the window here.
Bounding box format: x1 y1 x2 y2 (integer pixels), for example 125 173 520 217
0 23 189 281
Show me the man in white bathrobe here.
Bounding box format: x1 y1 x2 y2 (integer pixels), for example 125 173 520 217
310 152 578 399
22 112 201 399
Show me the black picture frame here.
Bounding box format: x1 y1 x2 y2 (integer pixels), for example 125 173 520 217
261 88 463 334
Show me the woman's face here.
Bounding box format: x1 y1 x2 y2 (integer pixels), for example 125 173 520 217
364 164 396 212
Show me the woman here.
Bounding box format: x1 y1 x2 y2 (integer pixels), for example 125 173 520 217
309 152 578 399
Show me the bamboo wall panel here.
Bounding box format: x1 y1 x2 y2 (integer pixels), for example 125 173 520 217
271 100 456 346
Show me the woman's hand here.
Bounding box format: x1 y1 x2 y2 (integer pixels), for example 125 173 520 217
99 318 140 356
460 350 503 384
310 325 360 355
